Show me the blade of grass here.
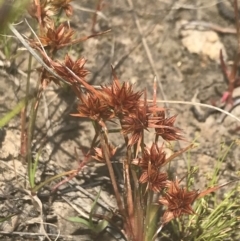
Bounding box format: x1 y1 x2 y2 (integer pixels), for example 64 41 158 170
31 170 77 194
0 96 33 128
68 188 109 234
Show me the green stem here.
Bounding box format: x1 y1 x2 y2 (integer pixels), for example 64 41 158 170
27 96 38 188
147 205 160 241
31 170 77 194
144 190 153 239
20 53 32 158
0 96 33 128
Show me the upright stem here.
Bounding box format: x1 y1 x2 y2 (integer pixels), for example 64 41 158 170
132 168 144 241
144 190 160 241
27 86 42 188
99 130 134 240
144 190 153 238
27 96 36 188
99 131 123 209
124 141 135 236
20 53 32 158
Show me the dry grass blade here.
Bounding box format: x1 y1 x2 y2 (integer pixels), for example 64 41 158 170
197 180 239 199
153 99 240 124
125 0 168 106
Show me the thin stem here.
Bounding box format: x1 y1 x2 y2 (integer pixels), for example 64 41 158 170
20 53 32 158
132 168 144 241
27 87 42 188
117 128 137 240
99 129 136 239
27 96 37 188
91 0 103 33
31 170 77 194
134 132 145 241
99 131 124 212
144 190 154 240
124 144 135 236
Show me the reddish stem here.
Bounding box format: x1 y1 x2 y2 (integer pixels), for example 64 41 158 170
91 0 103 34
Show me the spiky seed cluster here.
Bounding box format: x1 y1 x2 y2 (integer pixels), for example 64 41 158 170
70 73 182 146
38 23 75 51
53 54 89 85
155 111 183 141
121 106 149 146
101 77 143 116
140 170 168 193
35 54 89 89
71 92 115 128
133 143 167 169
100 74 182 146
132 143 168 192
159 179 199 224
92 144 117 162
28 0 58 28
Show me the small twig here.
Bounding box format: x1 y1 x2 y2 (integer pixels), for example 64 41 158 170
21 189 51 241
91 0 103 33
158 0 222 10
181 20 237 34
51 150 90 192
20 51 33 158
0 231 74 240
24 18 51 63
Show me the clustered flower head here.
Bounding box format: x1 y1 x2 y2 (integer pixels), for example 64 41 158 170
155 111 183 141
53 54 89 85
71 91 115 129
132 143 168 192
35 53 90 90
68 71 183 147
28 0 73 28
101 76 143 116
134 143 167 170
37 23 75 51
159 178 199 224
